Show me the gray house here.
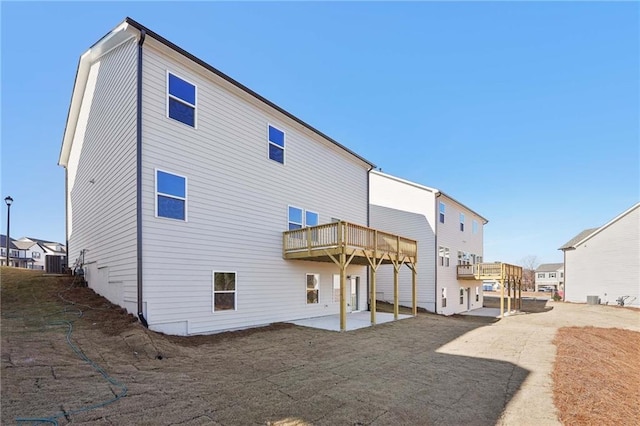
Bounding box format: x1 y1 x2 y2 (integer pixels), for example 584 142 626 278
58 18 416 335
534 263 564 292
559 203 639 307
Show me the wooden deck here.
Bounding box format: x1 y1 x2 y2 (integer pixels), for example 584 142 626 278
283 221 418 331
457 262 524 318
283 221 417 265
457 262 523 281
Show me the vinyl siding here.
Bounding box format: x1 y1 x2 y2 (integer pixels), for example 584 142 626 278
436 194 485 315
369 171 485 315
66 39 138 312
140 40 369 334
369 171 437 312
564 206 639 307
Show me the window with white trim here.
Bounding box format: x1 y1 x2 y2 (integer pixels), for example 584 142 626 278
439 246 450 267
32 252 41 259
156 170 187 221
288 206 318 230
439 202 446 223
460 288 464 304
213 272 236 311
305 211 319 227
442 288 447 308
472 220 478 234
538 273 545 278
288 206 303 230
268 125 285 164
475 286 479 302
167 72 196 127
460 213 465 232
306 273 319 304
549 272 557 278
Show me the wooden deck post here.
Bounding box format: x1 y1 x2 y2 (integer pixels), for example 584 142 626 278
393 263 399 320
340 251 346 332
507 277 512 314
371 231 377 325
500 278 505 318
370 265 376 325
411 262 417 317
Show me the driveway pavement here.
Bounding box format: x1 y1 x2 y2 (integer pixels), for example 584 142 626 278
438 301 640 425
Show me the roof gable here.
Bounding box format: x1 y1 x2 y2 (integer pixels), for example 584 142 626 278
60 17 375 170
536 263 563 272
559 202 639 250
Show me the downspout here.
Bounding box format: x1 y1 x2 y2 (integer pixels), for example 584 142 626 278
434 192 441 314
366 166 373 311
137 29 148 328
64 169 69 270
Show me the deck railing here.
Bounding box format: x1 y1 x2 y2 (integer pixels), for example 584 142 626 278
283 221 417 258
457 262 523 280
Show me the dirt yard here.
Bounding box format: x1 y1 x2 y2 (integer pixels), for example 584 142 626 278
2 268 639 425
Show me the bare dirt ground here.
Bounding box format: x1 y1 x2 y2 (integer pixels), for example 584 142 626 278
2 268 639 425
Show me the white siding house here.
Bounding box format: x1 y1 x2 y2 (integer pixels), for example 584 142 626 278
369 171 487 315
534 263 564 292
59 18 383 335
559 203 639 308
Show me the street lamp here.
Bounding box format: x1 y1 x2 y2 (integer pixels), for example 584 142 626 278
4 196 13 267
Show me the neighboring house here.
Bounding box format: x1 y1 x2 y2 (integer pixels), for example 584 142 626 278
12 240 47 270
1 235 66 270
559 202 639 307
59 18 416 335
534 263 564 292
17 237 67 272
1 235 22 267
369 170 488 315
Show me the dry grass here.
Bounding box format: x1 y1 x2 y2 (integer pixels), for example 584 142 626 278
552 326 640 426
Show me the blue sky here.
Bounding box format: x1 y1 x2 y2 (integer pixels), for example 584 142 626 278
1 1 638 266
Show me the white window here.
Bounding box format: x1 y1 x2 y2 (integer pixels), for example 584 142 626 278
439 246 450 267
268 125 285 164
306 273 319 304
305 211 319 227
475 286 479 302
538 273 545 278
441 288 447 308
288 206 318 230
167 72 196 127
439 202 446 223
549 272 557 278
472 220 478 234
156 170 187 221
460 288 464 304
213 272 236 311
460 213 465 232
32 252 41 259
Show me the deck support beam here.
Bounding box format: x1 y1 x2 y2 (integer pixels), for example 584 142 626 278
500 278 505 318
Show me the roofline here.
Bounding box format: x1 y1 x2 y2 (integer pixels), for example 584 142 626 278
568 202 640 249
370 169 489 224
59 20 137 167
60 17 376 169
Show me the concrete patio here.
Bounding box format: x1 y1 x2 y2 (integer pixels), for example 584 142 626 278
288 311 413 331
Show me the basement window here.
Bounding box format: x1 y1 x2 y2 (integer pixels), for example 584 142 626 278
213 272 236 311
